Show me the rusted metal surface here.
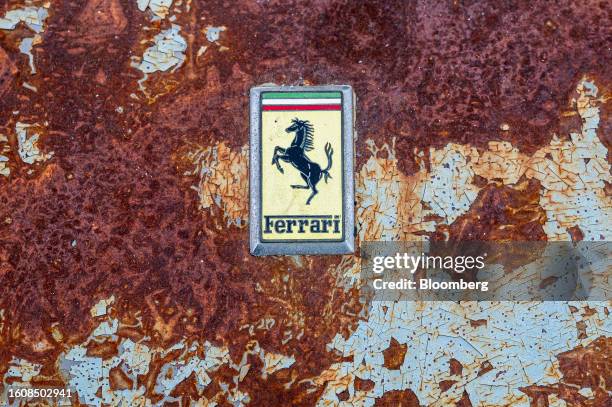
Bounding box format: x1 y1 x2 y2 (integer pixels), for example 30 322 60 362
0 0 610 406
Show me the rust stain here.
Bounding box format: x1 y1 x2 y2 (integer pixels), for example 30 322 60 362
521 337 611 406
567 225 585 242
449 358 463 377
373 389 420 407
443 178 547 242
382 337 408 371
0 0 609 405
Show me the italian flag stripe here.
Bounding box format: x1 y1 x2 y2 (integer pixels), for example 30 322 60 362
262 91 342 111
263 98 341 105
263 105 340 111
262 91 341 99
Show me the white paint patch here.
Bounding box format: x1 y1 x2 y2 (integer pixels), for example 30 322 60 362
0 6 49 77
5 358 42 382
0 154 9 177
424 143 480 224
317 301 611 406
19 35 42 74
0 6 48 33
22 81 37 92
137 0 174 19
0 134 9 177
261 352 295 378
90 295 115 317
532 80 611 241
355 139 480 242
16 122 53 164
39 296 288 405
134 24 187 74
206 26 226 43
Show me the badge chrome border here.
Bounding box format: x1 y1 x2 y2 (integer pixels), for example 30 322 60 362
249 85 355 256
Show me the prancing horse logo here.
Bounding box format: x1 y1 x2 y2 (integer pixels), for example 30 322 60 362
271 118 333 205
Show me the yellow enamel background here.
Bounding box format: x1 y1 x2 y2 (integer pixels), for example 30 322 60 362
261 110 343 241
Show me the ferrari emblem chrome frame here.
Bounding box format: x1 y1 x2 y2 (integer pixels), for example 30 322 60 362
249 85 355 256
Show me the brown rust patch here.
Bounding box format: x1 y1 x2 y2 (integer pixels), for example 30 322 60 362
445 178 547 242
109 366 133 391
567 225 584 242
85 339 118 359
469 319 487 329
74 0 128 43
439 379 457 392
539 276 559 289
373 388 420 407
456 390 474 407
521 337 612 406
0 45 16 99
575 320 588 340
477 360 494 377
557 336 610 391
354 377 375 393
382 337 408 370
449 358 463 377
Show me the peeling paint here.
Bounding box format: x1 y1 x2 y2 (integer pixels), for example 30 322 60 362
15 122 52 164
356 78 610 244
321 79 611 406
137 0 174 19
186 142 249 227
2 296 305 405
0 5 48 33
261 352 295 378
0 133 10 176
0 4 49 77
206 25 226 43
18 35 42 74
134 24 187 75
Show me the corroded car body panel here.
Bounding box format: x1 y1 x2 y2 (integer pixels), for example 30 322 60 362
0 0 609 406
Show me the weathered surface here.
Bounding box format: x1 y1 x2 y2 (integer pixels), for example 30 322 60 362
0 0 609 406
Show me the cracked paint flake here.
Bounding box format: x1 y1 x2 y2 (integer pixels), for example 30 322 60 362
15 122 52 164
0 133 9 176
261 352 296 378
56 298 232 406
137 0 174 19
356 139 429 241
1 358 43 405
0 4 49 77
318 301 611 406
134 24 187 75
206 25 226 43
468 78 611 242
90 295 115 317
0 155 8 177
0 5 48 33
18 35 42 74
186 142 249 227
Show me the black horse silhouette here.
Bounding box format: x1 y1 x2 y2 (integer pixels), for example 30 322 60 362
271 118 333 205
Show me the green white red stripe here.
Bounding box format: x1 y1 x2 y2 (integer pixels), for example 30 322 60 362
262 91 341 111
